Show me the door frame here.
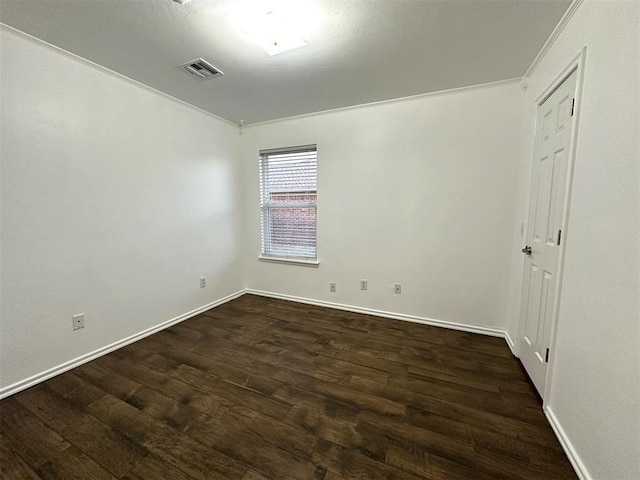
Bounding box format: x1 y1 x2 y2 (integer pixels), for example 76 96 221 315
518 47 587 404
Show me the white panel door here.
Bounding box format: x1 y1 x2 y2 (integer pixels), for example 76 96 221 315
519 70 577 397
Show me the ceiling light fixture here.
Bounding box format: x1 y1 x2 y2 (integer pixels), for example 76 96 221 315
232 0 322 56
244 10 307 56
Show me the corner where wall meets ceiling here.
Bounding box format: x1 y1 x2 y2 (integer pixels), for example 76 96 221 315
0 0 572 124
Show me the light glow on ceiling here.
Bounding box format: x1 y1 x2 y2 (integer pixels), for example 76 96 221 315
232 0 322 56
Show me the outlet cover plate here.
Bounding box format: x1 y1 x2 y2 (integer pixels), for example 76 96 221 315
72 314 85 330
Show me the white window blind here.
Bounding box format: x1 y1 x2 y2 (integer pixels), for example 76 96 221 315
259 145 317 260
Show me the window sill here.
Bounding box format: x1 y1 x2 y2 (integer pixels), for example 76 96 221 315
258 255 320 267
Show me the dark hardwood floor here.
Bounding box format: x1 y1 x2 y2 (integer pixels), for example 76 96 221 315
0 294 576 479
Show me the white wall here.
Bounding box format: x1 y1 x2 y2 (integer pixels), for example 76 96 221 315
505 1 640 478
0 30 244 393
242 81 523 332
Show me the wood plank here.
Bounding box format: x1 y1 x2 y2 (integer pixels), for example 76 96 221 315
213 430 322 480
16 386 148 478
0 398 72 470
87 394 245 480
241 470 271 480
312 439 422 480
272 385 360 424
358 409 476 468
122 453 199 480
0 437 43 480
284 405 355 448
34 445 115 480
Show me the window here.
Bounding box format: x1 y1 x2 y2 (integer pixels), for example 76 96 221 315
259 145 317 263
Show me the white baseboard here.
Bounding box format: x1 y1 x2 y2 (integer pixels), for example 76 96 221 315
2 288 586 480
1 289 514 399
245 289 507 338
504 330 518 357
0 290 245 400
545 406 591 480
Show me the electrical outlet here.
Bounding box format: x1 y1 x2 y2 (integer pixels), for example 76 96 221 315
360 279 368 291
329 282 336 293
200 277 206 288
72 314 85 331
394 283 402 294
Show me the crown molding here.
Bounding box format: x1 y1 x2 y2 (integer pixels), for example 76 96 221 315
244 77 522 128
0 23 238 128
524 0 584 79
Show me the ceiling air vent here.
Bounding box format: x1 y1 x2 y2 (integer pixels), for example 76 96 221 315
180 58 223 80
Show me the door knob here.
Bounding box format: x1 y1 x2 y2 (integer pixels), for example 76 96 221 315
522 245 532 255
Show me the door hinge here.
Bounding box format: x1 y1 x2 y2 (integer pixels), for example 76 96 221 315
545 348 550 363
557 229 562 246
570 98 575 116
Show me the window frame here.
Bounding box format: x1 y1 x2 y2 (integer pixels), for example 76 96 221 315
258 144 319 267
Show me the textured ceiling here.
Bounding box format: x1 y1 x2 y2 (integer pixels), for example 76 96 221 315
0 0 571 124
